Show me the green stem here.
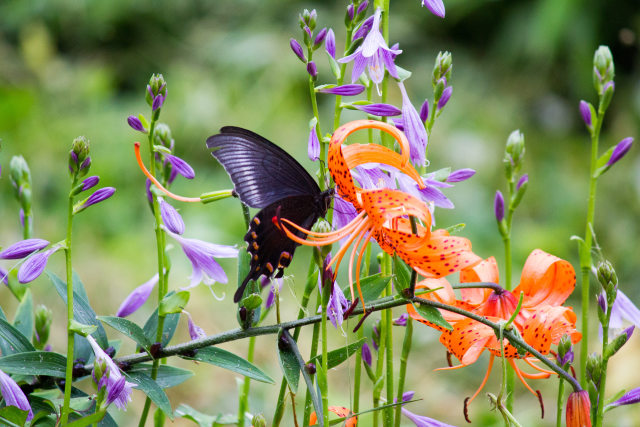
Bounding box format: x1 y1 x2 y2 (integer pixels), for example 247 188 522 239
22 209 32 239
504 181 515 412
353 319 364 414
320 276 330 425
556 376 565 427
237 336 256 426
60 176 78 425
333 28 353 130
594 306 612 427
304 291 322 426
306 49 326 191
393 318 413 427
384 270 394 426
373 259 389 427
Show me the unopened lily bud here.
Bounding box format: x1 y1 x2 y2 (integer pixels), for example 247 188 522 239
252 414 267 427
33 305 52 350
432 51 452 87
566 391 591 427
146 74 167 107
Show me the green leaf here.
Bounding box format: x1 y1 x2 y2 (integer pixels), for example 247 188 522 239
0 351 66 377
411 303 452 331
13 289 33 340
49 271 108 348
174 404 217 427
445 223 466 235
240 293 262 310
0 318 35 355
127 364 194 389
342 273 390 304
143 305 180 346
277 330 299 393
69 319 97 337
0 308 11 357
394 65 412 82
0 406 29 426
66 411 106 427
97 316 151 352
181 347 274 384
326 53 341 80
159 291 190 316
124 371 174 420
309 338 365 370
392 256 411 293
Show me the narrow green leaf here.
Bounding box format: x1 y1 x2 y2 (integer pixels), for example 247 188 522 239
66 411 106 427
0 318 35 354
445 223 466 235
0 351 66 377
143 305 180 346
0 307 10 357
174 404 217 427
0 406 29 426
394 65 412 82
97 316 151 352
125 371 174 420
181 347 274 384
277 330 299 393
72 271 90 303
127 364 194 389
13 289 33 340
309 338 365 370
69 319 97 337
159 291 190 316
326 53 341 80
341 273 390 303
392 256 411 293
412 303 452 331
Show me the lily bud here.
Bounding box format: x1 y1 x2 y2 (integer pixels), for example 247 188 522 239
252 414 267 427
566 391 592 427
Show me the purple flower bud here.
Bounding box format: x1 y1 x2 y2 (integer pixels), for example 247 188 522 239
82 187 116 210
80 156 91 171
356 0 369 15
602 80 615 95
422 0 446 18
127 115 146 132
437 86 453 111
116 274 159 317
265 278 283 309
152 94 165 111
18 247 60 283
354 103 402 117
494 190 505 222
352 15 374 40
306 61 318 78
325 29 336 58
610 387 640 408
598 292 607 313
0 239 49 260
393 313 408 326
607 137 633 167
402 390 415 402
159 198 185 235
308 125 320 162
290 38 306 63
0 369 33 420
314 28 327 47
347 4 355 21
187 314 207 340
0 267 8 285
624 325 635 340
19 209 24 228
145 179 153 204
318 84 365 96
557 346 574 366
516 174 529 191
419 99 429 123
392 118 405 131
304 26 313 40
70 150 78 165
447 168 475 182
165 154 195 179
361 342 372 366
82 176 100 191
579 100 592 127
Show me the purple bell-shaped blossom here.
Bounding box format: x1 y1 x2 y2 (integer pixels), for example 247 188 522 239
184 312 207 340
0 368 33 420
87 336 136 410
608 387 640 409
116 274 159 317
265 277 283 309
399 82 428 167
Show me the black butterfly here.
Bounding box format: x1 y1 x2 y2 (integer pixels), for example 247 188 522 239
206 127 334 303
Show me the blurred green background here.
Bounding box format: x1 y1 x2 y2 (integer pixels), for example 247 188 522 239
1 0 639 425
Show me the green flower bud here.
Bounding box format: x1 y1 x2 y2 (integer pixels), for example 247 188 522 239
146 73 167 107
432 51 452 87
94 358 107 385
597 260 617 296
69 136 91 178
33 305 53 350
603 326 634 360
154 123 174 149
592 46 614 94
557 334 574 366
9 156 33 210
252 414 267 427
504 130 525 178
313 219 333 259
586 353 602 385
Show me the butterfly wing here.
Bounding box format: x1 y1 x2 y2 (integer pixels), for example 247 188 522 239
206 126 322 209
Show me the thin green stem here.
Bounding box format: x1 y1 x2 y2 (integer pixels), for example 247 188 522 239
556 375 566 427
237 336 256 426
384 256 394 426
504 179 516 411
306 49 326 191
320 277 330 425
393 318 413 427
594 306 612 427
303 291 322 426
353 320 364 414
60 175 78 425
22 209 32 240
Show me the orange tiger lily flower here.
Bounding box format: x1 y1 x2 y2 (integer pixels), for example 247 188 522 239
309 406 357 426
278 120 481 306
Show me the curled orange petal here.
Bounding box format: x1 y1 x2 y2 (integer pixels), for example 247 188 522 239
513 249 576 308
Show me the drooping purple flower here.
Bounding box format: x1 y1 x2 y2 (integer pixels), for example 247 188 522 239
116 274 159 317
265 277 283 309
152 94 165 111
516 174 529 191
494 190 505 222
87 335 136 410
290 38 306 63
395 170 453 209
332 194 359 232
339 8 402 91
77 187 116 212
314 28 328 47
606 137 633 167
163 227 238 289
316 261 349 329
0 368 33 420
608 290 640 336
579 100 592 127
318 84 366 96
0 239 49 260
446 168 475 182
608 387 640 409
0 266 8 285
393 313 408 326
354 103 402 117
185 312 207 340
361 342 372 366
127 116 146 133
419 99 429 123
353 165 395 190
422 0 446 18
437 86 452 111
165 154 195 179
399 82 428 166
401 406 455 427
325 29 336 58
352 14 374 40
81 175 100 191
308 124 320 162
17 246 61 283
159 198 185 235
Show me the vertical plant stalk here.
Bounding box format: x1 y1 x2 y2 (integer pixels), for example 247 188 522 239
22 210 32 240
237 336 256 426
303 291 323 426
320 276 330 425
393 317 412 427
306 48 326 191
138 117 169 427
333 29 354 130
373 258 389 427
354 244 372 415
504 179 515 411
556 375 566 427
594 305 612 426
384 258 394 426
60 175 78 425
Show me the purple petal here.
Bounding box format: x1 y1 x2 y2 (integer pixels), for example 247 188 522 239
402 391 415 402
607 137 633 167
610 387 640 408
579 100 592 127
0 239 49 260
84 187 116 209
327 282 348 328
401 406 456 426
87 336 136 410
392 117 405 131
399 82 428 166
354 103 402 117
422 0 446 18
332 195 359 231
446 168 475 182
516 174 529 190
308 125 320 162
314 28 327 47
186 313 207 340
306 61 318 78
419 99 429 123
165 154 195 179
265 278 283 309
437 86 453 110
361 342 372 366
145 179 153 204
80 156 91 171
325 29 336 58
19 209 24 228
290 38 306 62
18 247 59 283
0 369 33 420
81 175 100 191
494 191 505 222
350 52 367 83
152 94 165 111
159 198 185 235
598 292 607 314
116 274 159 317
318 84 366 96
357 0 369 15
0 266 8 285
353 15 374 40
347 4 355 21
393 313 408 326
127 116 146 132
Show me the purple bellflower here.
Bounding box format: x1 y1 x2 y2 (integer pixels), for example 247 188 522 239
318 84 365 96
0 239 49 260
607 137 633 167
352 14 374 40
87 335 136 410
354 103 402 117
494 190 505 222
308 124 320 162
317 277 349 329
265 277 283 309
399 82 428 166
165 154 195 179
18 246 61 284
393 313 408 326
606 290 640 338
608 387 640 409
116 274 159 317
422 0 446 18
395 391 455 426
339 8 402 93
325 29 336 58
159 198 185 235
184 312 207 340
0 368 33 420
332 194 359 234
394 171 454 209
162 226 238 289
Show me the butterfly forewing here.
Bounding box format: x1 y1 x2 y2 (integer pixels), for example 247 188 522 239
206 127 321 209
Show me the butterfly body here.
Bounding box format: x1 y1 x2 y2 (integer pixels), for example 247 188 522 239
206 127 332 302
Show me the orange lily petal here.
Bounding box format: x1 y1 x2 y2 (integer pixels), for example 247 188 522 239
519 305 582 355
460 256 500 307
439 317 493 365
309 406 357 427
513 249 576 308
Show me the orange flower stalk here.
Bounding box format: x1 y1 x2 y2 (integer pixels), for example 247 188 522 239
408 249 582 406
309 406 357 426
278 119 481 306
